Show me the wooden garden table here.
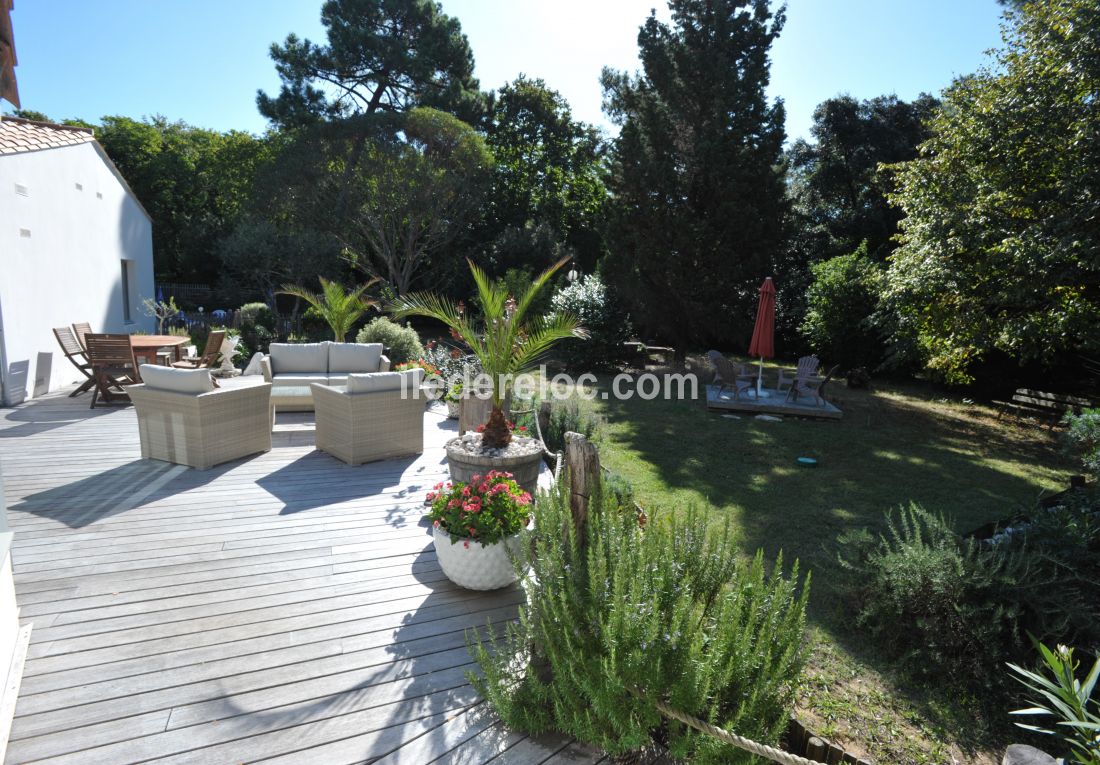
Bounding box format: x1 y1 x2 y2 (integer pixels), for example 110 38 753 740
130 335 189 365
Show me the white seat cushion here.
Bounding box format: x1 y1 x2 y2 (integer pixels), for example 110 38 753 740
269 343 329 374
271 373 330 386
328 343 383 374
140 364 215 394
345 368 423 395
327 375 348 387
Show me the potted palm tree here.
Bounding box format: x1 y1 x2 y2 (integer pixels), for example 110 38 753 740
389 257 584 494
278 277 379 341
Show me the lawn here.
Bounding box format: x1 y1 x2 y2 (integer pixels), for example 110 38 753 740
579 368 1074 764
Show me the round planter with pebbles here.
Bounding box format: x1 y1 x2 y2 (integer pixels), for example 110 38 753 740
445 433 543 497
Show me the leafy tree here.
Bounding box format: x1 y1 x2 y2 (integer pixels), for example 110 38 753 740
93 116 271 284
799 242 885 372
788 93 939 262
258 0 484 128
278 277 380 341
884 0 1100 383
342 107 494 295
481 76 607 273
217 220 344 307
600 0 789 353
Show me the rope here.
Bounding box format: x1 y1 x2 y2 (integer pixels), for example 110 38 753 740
649 699 819 765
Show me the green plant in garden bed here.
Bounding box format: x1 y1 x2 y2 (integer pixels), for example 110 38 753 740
278 277 379 342
1063 408 1100 482
426 472 532 545
1009 641 1100 765
470 482 810 763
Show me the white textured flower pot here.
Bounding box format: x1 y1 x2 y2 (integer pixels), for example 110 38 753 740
446 436 542 497
446 400 460 419
433 526 525 590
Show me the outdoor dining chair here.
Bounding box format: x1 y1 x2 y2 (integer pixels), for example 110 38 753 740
52 326 96 397
172 330 225 370
72 321 93 351
85 333 142 409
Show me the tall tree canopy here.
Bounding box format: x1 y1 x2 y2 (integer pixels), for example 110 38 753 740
600 0 789 351
883 0 1100 383
257 0 485 128
93 116 270 284
481 76 607 274
788 93 939 263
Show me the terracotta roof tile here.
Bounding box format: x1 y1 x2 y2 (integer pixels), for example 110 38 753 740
0 116 94 155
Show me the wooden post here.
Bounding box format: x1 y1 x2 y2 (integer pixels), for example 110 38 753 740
564 431 599 543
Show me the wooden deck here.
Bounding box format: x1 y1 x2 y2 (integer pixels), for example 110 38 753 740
705 384 843 420
0 388 606 764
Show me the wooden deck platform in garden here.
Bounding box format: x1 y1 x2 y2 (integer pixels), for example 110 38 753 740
0 387 604 764
705 384 843 420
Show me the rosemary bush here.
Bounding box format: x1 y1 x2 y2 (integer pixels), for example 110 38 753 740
837 504 1026 691
470 483 810 762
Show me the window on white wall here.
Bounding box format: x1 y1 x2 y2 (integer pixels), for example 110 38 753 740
121 260 133 322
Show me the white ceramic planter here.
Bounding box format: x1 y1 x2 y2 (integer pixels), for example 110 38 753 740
433 525 526 590
446 400 460 419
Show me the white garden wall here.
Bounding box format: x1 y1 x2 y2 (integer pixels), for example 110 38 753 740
0 141 154 405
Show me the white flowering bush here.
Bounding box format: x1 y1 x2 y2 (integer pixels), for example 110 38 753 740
550 274 633 371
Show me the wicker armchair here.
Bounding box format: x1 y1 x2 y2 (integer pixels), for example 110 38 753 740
128 373 273 470
311 371 425 465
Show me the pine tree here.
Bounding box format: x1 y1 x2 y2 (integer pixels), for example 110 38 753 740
601 0 789 353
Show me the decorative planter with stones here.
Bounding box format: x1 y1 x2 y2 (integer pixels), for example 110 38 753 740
446 433 542 497
432 526 526 590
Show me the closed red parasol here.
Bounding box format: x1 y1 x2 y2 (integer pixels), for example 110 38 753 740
748 277 776 395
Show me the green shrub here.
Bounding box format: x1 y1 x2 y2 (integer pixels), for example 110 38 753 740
837 505 1025 691
239 302 276 331
1062 408 1100 481
550 274 633 371
470 484 810 763
799 242 886 373
540 397 603 454
995 490 1100 652
355 317 424 364
239 302 277 354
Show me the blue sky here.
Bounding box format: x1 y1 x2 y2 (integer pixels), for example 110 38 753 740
4 0 1006 142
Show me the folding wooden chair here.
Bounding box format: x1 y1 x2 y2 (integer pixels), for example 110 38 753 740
72 322 93 351
85 334 141 409
53 327 96 397
172 330 225 370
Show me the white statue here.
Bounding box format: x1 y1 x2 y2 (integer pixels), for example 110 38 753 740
216 335 243 377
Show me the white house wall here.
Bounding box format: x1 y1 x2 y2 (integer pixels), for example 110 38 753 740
0 142 154 405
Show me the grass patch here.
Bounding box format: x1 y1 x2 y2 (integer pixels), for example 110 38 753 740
577 371 1073 762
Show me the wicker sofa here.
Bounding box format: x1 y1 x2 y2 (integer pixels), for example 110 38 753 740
260 342 390 411
128 366 273 470
312 369 425 465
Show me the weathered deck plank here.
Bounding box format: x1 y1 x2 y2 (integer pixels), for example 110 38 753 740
0 388 589 763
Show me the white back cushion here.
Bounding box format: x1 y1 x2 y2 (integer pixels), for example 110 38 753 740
269 342 329 374
328 343 383 373
345 368 423 394
140 365 215 394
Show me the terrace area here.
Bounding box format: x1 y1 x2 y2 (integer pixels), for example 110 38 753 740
0 387 600 765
